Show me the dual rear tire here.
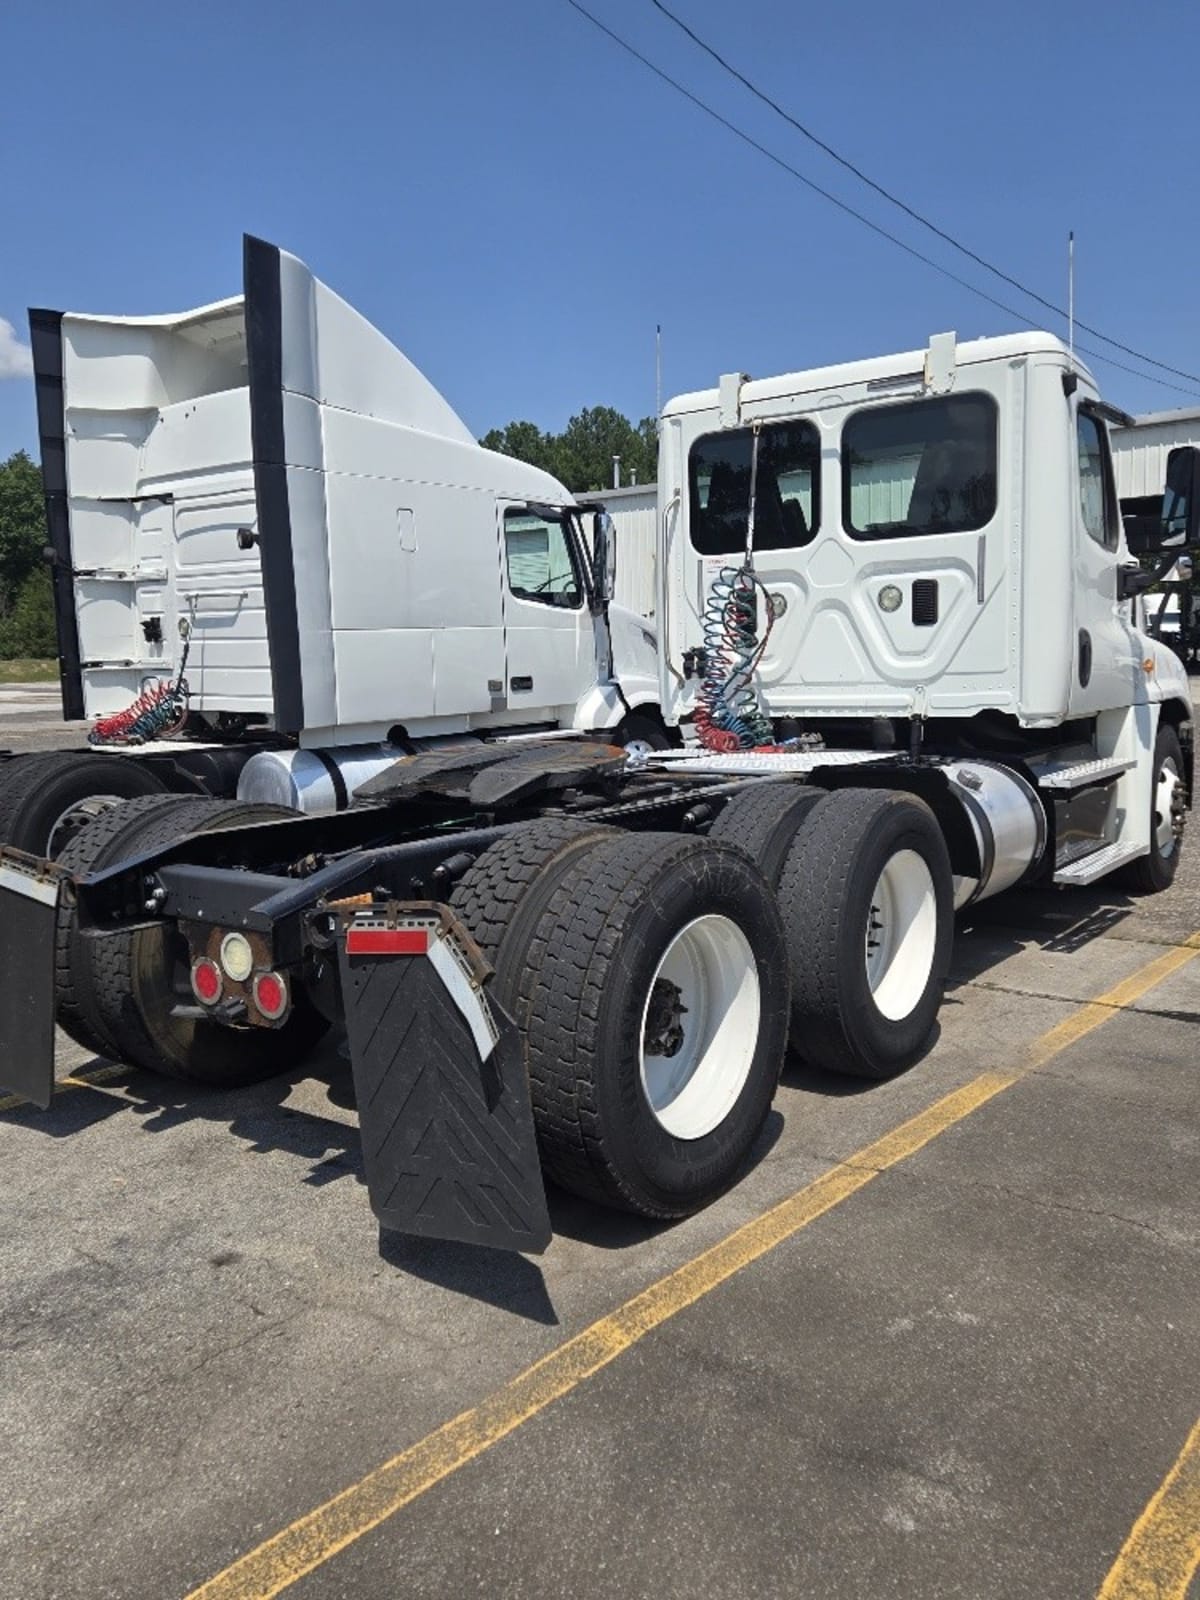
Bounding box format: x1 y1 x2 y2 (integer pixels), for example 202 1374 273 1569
55 795 328 1085
452 825 790 1219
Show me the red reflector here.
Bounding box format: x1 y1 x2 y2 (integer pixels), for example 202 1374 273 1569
345 927 430 956
252 971 289 1020
191 958 222 1005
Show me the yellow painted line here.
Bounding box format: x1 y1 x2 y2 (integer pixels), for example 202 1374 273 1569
0 1062 128 1115
1096 1415 1200 1599
186 931 1200 1600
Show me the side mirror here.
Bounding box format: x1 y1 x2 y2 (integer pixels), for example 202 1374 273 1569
592 511 617 605
1161 445 1200 548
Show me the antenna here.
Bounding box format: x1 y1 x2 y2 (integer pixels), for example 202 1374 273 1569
1068 231 1075 364
655 324 662 423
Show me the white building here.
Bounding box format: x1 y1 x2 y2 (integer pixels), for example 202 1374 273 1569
599 482 657 620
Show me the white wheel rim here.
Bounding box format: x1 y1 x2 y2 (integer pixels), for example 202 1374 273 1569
639 914 760 1141
47 794 126 858
1155 758 1182 859
865 850 938 1022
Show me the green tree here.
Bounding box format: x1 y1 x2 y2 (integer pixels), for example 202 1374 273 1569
0 449 47 611
480 421 567 483
480 408 658 494
0 568 56 659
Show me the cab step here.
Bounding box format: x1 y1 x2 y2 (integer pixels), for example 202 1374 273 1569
1053 839 1143 885
1035 755 1135 791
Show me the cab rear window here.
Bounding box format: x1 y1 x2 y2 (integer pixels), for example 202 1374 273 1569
688 421 820 554
842 394 997 539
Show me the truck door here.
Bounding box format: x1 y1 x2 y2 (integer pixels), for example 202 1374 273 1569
1067 406 1142 715
499 505 594 723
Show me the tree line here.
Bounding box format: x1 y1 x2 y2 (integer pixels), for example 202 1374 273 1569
481 406 657 493
0 450 55 659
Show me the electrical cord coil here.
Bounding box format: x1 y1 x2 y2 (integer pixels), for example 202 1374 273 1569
694 562 775 751
89 633 191 746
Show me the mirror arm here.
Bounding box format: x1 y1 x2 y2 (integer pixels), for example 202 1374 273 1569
1118 554 1178 602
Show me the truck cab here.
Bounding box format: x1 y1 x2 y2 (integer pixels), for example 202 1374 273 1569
657 330 1192 736
29 238 660 755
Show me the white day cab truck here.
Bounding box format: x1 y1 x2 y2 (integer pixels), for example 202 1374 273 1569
0 239 1194 1254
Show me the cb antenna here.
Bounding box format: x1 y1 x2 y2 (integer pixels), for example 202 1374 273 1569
655 324 662 426
1068 230 1075 365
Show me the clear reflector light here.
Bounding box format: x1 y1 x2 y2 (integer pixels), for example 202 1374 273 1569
878 584 903 613
219 932 254 982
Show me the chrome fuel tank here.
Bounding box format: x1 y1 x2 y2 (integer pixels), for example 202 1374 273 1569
941 760 1048 907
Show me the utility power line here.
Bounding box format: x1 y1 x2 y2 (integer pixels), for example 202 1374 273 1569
648 0 1200 388
564 0 1200 399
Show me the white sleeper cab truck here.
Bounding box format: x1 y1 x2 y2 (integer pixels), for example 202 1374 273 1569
0 236 662 858
0 320 1193 1257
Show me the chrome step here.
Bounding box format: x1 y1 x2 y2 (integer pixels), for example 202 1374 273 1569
1053 840 1143 885
1035 756 1135 791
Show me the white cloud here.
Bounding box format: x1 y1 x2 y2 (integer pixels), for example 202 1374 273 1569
0 318 33 379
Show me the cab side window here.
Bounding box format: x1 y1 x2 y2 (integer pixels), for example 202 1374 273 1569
1077 411 1119 550
503 511 582 607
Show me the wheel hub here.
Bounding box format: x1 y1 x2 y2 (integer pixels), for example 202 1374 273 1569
1154 760 1186 859
47 794 126 858
863 849 938 1023
643 977 688 1057
638 915 760 1141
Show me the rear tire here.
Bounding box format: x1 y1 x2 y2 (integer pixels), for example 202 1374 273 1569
0 751 167 857
779 788 953 1080
708 782 829 886
55 795 211 1057
1114 724 1186 894
491 831 789 1218
449 817 617 964
68 798 327 1086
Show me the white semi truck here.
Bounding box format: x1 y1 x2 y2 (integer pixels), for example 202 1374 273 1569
0 241 1194 1254
0 237 664 858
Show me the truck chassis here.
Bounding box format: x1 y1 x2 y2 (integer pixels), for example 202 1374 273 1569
0 724 1186 1255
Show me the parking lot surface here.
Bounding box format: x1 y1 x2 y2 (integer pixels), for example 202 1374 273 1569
1 688 1197 1600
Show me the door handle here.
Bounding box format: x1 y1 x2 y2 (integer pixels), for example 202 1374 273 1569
510 676 533 692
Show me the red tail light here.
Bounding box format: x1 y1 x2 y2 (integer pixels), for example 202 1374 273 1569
191 958 222 1005
252 970 289 1021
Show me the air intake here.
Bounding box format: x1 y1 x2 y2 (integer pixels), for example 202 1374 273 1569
912 579 939 626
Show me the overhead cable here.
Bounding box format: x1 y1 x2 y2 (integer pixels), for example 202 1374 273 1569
648 0 1200 388
564 0 1200 399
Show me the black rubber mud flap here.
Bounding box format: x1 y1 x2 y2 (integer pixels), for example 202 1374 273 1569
337 912 552 1254
0 850 62 1109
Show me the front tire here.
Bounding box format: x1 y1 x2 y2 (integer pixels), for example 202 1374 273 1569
1115 723 1187 894
491 831 790 1218
779 788 954 1080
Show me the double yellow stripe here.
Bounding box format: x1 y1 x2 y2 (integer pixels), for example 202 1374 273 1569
187 933 1200 1600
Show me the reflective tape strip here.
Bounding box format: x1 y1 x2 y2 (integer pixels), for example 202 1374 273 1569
427 936 498 1062
0 865 58 907
345 927 429 956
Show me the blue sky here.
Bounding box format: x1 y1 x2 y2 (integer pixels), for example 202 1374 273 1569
2 0 1197 464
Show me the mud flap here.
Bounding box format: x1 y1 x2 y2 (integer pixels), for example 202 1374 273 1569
337 910 552 1254
0 851 62 1109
